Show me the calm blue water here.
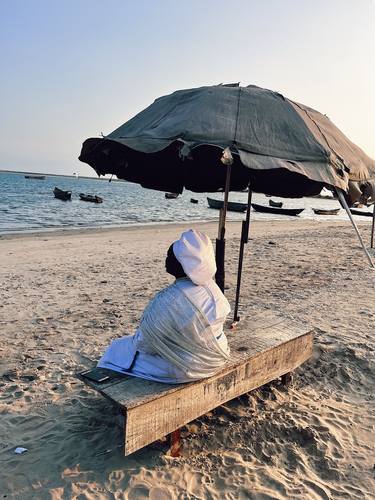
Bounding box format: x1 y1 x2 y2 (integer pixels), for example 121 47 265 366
0 171 368 234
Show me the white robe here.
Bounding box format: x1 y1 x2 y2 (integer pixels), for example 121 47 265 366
98 277 230 383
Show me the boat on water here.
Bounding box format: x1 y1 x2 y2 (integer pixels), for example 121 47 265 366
350 208 373 217
165 192 179 199
251 203 304 216
79 193 103 203
313 208 340 215
53 187 72 201
190 198 199 204
269 199 283 208
207 197 247 213
25 175 45 180
313 187 335 199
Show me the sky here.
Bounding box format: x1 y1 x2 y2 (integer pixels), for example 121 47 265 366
0 0 374 176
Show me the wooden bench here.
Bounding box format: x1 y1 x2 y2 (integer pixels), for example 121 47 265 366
78 313 314 456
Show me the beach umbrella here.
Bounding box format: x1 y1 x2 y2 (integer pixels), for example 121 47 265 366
79 84 375 320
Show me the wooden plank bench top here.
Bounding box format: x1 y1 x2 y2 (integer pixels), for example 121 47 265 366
78 312 314 455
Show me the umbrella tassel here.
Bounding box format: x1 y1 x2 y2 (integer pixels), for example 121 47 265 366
336 189 375 268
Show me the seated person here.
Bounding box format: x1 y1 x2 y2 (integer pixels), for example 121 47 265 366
98 229 231 383
345 180 375 207
359 180 375 206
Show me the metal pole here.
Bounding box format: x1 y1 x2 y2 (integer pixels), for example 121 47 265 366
215 149 233 292
371 203 375 249
219 163 232 240
232 187 252 326
336 189 375 268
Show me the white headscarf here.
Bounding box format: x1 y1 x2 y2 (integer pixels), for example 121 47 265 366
173 229 216 286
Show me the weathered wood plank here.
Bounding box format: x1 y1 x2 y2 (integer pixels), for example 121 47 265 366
124 331 313 455
78 313 307 399
78 313 314 456
103 316 310 408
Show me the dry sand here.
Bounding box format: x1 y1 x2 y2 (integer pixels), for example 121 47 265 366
1 219 374 499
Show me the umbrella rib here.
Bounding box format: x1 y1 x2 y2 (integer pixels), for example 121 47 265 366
233 86 242 146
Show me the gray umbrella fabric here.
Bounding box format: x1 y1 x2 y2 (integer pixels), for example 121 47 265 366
79 84 375 197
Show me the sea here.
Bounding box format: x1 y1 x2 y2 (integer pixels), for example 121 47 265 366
0 171 367 235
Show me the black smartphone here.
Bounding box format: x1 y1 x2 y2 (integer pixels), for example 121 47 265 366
81 367 111 383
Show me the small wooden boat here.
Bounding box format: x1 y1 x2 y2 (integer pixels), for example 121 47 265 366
190 198 199 204
313 188 334 199
53 187 72 201
165 192 179 199
207 197 247 213
25 174 45 180
313 208 340 215
269 199 283 208
251 203 304 216
79 193 103 203
350 208 373 217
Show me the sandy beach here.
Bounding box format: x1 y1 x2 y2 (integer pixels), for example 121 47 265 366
1 219 374 499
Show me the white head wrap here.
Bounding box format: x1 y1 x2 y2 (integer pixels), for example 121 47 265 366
172 229 216 286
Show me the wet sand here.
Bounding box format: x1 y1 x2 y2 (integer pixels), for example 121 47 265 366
1 219 374 499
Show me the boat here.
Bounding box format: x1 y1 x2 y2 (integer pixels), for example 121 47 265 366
165 192 179 199
190 198 199 204
350 208 374 217
25 175 45 180
79 193 103 203
312 187 335 199
313 208 340 215
207 197 247 213
269 199 283 208
251 203 304 216
53 187 72 201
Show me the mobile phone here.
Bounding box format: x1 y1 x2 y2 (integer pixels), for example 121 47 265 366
81 367 111 383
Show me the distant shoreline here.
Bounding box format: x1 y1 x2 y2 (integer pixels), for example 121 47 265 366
0 169 121 182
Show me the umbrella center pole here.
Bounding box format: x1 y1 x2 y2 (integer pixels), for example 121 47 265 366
371 204 375 249
232 187 253 328
336 188 375 268
215 150 233 292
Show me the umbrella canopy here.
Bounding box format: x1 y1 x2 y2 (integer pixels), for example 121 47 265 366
79 83 375 198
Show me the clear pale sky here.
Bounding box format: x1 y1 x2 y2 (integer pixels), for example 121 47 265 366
1 0 374 176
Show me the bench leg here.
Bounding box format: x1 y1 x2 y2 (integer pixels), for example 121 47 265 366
168 429 181 457
281 371 294 386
